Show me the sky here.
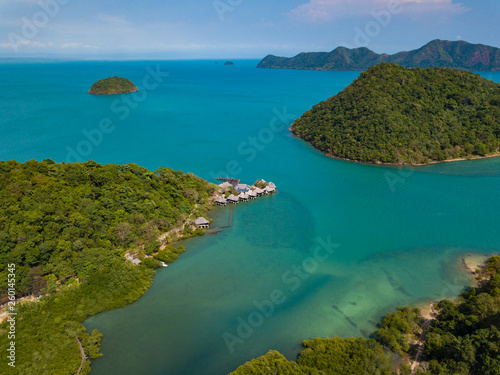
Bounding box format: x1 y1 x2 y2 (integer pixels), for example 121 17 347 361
0 0 498 59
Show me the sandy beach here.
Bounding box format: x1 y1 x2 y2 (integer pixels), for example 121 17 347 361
461 253 490 276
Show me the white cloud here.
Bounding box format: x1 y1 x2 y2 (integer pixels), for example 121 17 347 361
61 42 98 49
289 0 469 22
0 40 55 49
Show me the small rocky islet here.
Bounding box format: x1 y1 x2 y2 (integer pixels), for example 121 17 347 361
88 76 138 95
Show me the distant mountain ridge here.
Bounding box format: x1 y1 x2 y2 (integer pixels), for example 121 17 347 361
257 40 500 71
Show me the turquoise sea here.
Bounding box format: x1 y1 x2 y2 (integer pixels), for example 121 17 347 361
1 59 500 375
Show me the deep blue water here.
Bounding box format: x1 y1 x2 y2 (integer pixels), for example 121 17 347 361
1 59 500 375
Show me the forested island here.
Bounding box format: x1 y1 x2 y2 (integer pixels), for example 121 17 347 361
88 76 138 95
0 160 217 374
257 40 500 71
230 255 500 374
291 63 500 165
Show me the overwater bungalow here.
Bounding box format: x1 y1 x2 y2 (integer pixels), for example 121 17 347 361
254 188 264 196
247 190 257 200
194 217 210 229
238 193 249 202
215 196 227 206
227 194 240 204
264 186 276 194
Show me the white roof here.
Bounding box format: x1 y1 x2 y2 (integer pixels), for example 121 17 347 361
228 194 239 201
131 259 141 265
255 188 264 194
247 190 257 196
238 193 249 199
215 196 227 203
194 217 209 225
268 182 276 188
219 182 232 189
236 184 250 191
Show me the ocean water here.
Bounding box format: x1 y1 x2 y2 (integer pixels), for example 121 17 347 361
1 59 500 375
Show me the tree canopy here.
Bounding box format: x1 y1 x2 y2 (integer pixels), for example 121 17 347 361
0 159 216 374
229 338 394 375
421 256 500 374
291 63 500 165
88 76 138 95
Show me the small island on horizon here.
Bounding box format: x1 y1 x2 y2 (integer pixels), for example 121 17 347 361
88 76 138 95
291 63 500 166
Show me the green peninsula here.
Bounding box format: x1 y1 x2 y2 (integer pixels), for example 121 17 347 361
0 160 216 374
291 63 500 165
88 76 138 95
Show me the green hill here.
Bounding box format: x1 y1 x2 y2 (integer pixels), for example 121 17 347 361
257 40 500 71
291 63 500 165
88 76 138 95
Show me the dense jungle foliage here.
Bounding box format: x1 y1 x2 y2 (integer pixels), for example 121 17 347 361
0 159 216 374
230 338 394 375
291 63 500 164
88 76 138 95
420 255 500 374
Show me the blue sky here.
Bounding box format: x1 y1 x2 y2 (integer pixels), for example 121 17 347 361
0 0 498 58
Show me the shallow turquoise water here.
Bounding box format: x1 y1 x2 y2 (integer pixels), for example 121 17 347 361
1 60 500 374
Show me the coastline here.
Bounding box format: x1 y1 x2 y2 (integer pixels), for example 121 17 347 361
461 253 489 274
413 253 491 321
0 193 218 371
289 129 500 167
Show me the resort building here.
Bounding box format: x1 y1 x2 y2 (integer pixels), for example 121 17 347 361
236 184 251 192
219 181 232 192
131 258 142 265
227 194 240 204
194 217 210 229
215 196 227 206
264 186 276 194
238 193 249 202
254 188 264 196
247 190 257 200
